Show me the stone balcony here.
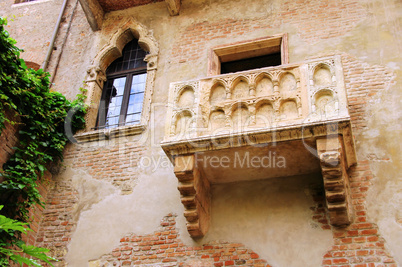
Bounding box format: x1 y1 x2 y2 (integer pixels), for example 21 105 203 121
161 55 357 238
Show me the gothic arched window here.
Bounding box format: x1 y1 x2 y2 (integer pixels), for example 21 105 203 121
97 38 148 129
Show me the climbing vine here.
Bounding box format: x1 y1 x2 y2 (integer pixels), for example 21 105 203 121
0 16 86 265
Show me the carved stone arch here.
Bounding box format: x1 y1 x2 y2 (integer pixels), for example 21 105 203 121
230 101 251 130
311 62 335 87
255 99 274 110
255 99 275 126
278 71 299 93
230 101 250 113
172 109 195 137
173 109 195 122
255 72 274 84
175 85 196 108
230 75 250 89
209 80 227 105
255 72 274 96
211 78 228 89
279 98 299 120
313 88 338 116
209 108 227 131
93 19 159 72
231 76 250 100
310 62 335 77
82 18 159 132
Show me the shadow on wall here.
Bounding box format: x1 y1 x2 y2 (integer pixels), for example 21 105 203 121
205 173 333 267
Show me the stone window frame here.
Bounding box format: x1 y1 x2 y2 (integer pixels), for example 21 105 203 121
14 0 36 3
97 39 148 129
12 0 51 6
74 18 158 142
207 34 289 76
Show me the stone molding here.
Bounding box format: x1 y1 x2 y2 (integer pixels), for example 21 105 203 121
74 124 146 143
78 18 159 139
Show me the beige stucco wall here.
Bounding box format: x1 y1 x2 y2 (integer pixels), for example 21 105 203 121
1 0 401 266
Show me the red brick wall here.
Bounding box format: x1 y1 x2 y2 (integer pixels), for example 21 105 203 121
321 160 397 267
34 141 145 260
63 141 145 193
0 109 52 249
0 108 19 175
171 0 366 64
35 174 78 259
316 55 397 267
96 214 271 267
22 172 52 246
32 1 399 266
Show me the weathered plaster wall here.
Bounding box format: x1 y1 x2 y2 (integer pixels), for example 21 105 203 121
47 0 97 100
0 0 95 100
1 0 401 266
206 175 331 267
0 0 61 65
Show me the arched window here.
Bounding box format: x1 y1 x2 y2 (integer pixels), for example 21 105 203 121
97 39 148 129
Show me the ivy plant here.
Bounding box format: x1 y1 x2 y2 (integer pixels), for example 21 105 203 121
0 206 56 266
0 16 86 265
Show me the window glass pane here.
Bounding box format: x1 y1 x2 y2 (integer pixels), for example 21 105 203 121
129 92 144 104
111 77 126 97
106 116 119 128
104 77 126 128
139 73 147 83
127 103 143 114
131 73 146 93
126 113 141 124
106 39 148 74
109 96 122 108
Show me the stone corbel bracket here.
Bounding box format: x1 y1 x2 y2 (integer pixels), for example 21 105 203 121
165 0 181 16
317 135 353 227
174 155 211 238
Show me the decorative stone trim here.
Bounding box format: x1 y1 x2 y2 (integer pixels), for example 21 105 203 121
74 124 146 143
317 135 353 227
78 18 159 140
174 155 211 238
162 119 354 159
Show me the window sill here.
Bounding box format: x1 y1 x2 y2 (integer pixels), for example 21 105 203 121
12 0 52 8
74 124 146 143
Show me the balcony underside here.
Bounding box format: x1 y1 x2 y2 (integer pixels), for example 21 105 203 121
162 120 356 238
79 0 180 31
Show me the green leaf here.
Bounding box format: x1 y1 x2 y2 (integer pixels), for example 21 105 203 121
0 210 29 234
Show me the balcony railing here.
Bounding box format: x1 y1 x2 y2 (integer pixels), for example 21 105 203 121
161 55 357 238
163 56 351 152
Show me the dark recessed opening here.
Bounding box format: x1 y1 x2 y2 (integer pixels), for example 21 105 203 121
220 52 282 74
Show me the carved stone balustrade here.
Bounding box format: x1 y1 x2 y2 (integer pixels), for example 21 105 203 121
161 55 357 238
